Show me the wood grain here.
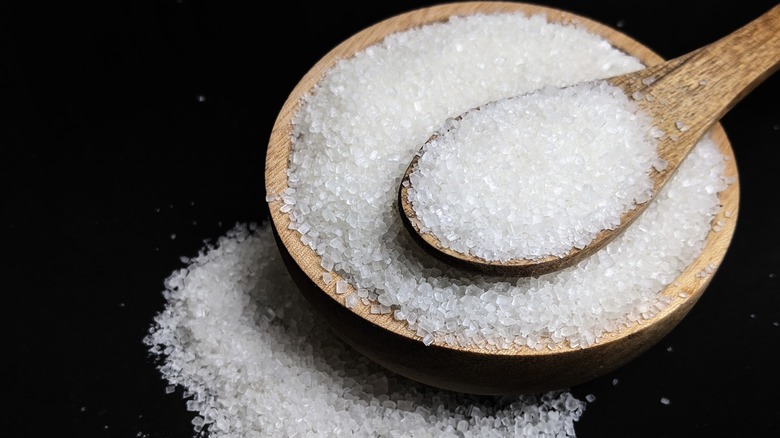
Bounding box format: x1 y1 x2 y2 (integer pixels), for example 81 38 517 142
265 2 741 395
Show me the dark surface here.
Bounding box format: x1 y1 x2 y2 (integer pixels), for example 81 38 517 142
4 1 778 437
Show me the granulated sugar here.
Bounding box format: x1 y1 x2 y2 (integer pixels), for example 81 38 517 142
407 80 658 261
281 12 729 350
145 224 587 437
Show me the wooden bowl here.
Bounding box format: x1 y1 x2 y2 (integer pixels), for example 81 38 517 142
265 2 738 395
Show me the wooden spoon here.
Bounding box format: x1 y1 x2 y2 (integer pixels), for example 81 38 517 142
399 4 779 277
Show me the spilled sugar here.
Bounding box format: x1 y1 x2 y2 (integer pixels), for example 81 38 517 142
282 12 730 350
407 80 659 261
145 224 587 437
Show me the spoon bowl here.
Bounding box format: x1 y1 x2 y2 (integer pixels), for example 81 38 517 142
400 5 778 277
266 2 740 395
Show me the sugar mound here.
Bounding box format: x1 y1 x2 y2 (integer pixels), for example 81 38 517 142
407 80 658 261
145 224 586 437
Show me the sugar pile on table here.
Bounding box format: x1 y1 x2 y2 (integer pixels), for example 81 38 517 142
145 224 587 437
407 80 659 261
280 12 730 350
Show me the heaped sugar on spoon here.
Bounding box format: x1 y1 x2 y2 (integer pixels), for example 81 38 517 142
399 4 779 277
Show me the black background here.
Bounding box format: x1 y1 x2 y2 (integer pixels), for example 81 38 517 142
4 1 779 437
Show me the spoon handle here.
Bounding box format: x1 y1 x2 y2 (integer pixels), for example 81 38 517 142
611 4 780 184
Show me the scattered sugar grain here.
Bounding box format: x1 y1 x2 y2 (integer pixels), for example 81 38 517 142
145 224 587 437
345 293 359 308
641 76 656 85
287 12 730 351
660 397 671 405
652 157 668 171
585 394 596 403
649 126 665 139
612 378 619 386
